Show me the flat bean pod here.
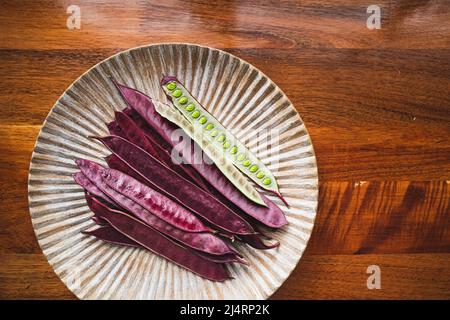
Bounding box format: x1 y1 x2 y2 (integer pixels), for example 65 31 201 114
85 195 231 281
161 76 287 206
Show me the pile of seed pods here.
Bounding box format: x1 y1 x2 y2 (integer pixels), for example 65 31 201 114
73 78 288 281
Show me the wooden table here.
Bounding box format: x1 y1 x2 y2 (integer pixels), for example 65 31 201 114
0 0 449 299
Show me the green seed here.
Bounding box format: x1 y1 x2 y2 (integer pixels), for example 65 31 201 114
205 123 214 131
263 178 272 185
185 103 195 112
217 135 226 142
237 154 245 161
172 89 182 98
249 165 258 173
230 146 238 154
199 116 207 124
192 110 200 118
243 160 251 167
178 96 188 105
256 171 265 179
210 130 219 137
223 141 231 149
166 82 176 91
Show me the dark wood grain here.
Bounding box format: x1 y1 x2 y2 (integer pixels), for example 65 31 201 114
0 0 449 299
271 253 450 299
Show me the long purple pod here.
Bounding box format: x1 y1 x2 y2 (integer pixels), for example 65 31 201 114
104 156 274 250
76 160 236 255
102 167 214 234
88 193 242 257
83 223 246 265
86 195 230 282
94 135 256 236
112 82 287 228
76 158 210 233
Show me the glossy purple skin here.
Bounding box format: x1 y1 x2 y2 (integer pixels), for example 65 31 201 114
75 160 235 255
73 172 114 205
95 135 256 236
113 81 287 228
85 195 230 282
124 107 172 152
102 168 210 233
75 158 210 233
114 111 160 162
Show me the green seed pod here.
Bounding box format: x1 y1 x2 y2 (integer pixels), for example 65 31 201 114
153 100 265 206
162 79 282 200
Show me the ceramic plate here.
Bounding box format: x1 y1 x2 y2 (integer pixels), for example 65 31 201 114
28 43 318 299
